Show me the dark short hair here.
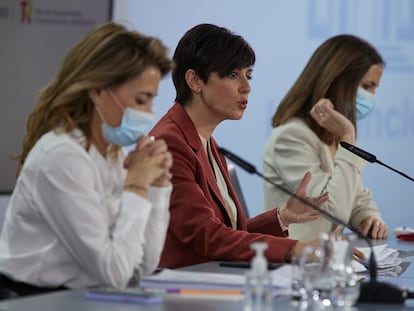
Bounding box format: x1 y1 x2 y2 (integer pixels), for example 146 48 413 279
172 23 255 105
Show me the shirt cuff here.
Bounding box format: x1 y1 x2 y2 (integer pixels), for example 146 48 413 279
277 207 289 234
115 191 152 238
147 184 173 210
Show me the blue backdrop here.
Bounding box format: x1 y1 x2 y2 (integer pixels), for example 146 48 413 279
115 0 414 232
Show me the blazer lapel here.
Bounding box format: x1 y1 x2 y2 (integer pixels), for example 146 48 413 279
210 138 248 229
167 103 235 226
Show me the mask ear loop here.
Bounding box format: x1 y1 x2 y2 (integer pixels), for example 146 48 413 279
94 102 108 124
94 89 124 124
108 89 125 112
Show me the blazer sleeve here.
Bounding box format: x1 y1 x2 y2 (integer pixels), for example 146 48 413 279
247 209 287 236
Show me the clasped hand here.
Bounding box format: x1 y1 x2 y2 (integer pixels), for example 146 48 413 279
123 135 173 189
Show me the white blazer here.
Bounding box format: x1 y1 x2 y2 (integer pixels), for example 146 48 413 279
263 118 382 241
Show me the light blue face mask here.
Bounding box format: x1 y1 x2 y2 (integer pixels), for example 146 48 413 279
96 91 155 146
356 87 376 120
101 107 154 146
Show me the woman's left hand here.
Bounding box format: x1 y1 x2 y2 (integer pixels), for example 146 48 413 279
359 216 388 239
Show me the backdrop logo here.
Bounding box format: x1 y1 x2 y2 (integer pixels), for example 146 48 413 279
20 1 32 24
307 0 414 72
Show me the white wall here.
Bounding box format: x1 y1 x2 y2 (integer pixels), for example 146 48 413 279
0 0 111 192
0 196 10 232
0 0 112 230
113 0 414 231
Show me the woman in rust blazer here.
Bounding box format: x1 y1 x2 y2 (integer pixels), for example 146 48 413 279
150 24 328 268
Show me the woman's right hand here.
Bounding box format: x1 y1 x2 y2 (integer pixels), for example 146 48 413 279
287 239 320 261
123 135 172 195
288 240 366 262
310 98 356 144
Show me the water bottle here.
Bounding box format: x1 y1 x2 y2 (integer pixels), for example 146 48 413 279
244 242 273 311
300 232 360 309
329 233 360 308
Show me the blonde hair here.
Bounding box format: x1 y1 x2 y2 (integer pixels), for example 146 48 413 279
17 21 172 175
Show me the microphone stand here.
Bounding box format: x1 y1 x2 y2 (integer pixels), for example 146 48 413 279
218 147 408 304
340 141 414 183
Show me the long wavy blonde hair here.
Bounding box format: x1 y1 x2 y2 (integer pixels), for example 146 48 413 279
17 22 172 175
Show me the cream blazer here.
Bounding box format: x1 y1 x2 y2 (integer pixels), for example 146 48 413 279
263 118 382 241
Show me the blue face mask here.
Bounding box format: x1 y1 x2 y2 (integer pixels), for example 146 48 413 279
356 87 376 120
101 108 154 146
96 91 155 146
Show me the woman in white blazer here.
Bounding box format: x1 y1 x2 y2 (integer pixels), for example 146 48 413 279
263 34 387 242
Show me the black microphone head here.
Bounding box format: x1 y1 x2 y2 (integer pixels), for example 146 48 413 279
339 141 377 163
218 147 231 157
218 147 256 174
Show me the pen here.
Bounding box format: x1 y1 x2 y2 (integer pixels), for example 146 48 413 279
163 288 244 301
219 261 282 270
166 288 243 295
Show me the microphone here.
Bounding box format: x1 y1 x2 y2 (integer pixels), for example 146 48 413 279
340 141 414 182
218 146 408 304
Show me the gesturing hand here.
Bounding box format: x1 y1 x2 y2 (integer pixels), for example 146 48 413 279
279 172 329 226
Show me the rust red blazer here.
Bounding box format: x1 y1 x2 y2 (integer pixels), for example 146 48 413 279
150 103 297 268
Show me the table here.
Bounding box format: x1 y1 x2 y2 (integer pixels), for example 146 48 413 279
0 238 413 311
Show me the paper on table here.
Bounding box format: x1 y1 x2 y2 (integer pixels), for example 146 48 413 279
352 260 367 273
355 244 402 271
356 243 387 260
140 267 292 292
164 289 244 302
140 269 245 290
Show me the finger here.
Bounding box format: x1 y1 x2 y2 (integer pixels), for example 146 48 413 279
295 172 311 196
123 152 134 169
369 219 381 239
321 99 335 110
314 192 329 206
310 107 319 121
297 213 320 222
163 152 173 169
136 135 155 151
352 248 366 260
376 223 388 239
378 224 387 239
381 225 389 239
159 155 173 170
146 140 168 156
359 218 373 236
333 225 344 235
310 108 325 124
157 171 171 182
